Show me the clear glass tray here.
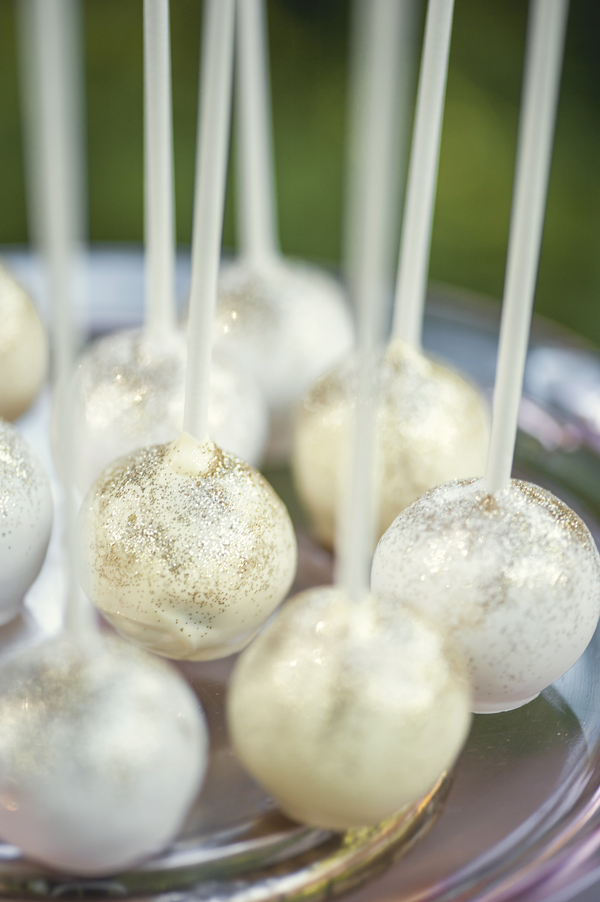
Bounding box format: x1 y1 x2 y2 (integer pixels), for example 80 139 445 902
2 247 600 902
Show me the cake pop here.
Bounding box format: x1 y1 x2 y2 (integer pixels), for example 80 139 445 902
292 0 489 547
69 328 267 492
372 478 600 713
77 432 297 661
68 0 267 492
214 0 353 461
77 0 297 662
0 263 48 421
294 341 489 547
0 634 208 875
228 586 471 830
373 0 586 714
0 419 53 626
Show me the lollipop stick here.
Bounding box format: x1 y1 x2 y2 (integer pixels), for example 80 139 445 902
183 0 235 441
484 0 568 496
29 0 97 648
337 3 408 601
343 0 417 339
235 0 279 267
391 0 454 350
144 0 177 342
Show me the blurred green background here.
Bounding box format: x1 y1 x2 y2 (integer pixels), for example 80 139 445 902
0 0 599 341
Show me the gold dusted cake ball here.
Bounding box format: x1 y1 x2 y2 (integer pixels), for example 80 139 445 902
0 263 48 420
293 340 490 547
67 327 268 493
77 431 297 661
228 586 471 830
0 634 208 875
372 478 600 713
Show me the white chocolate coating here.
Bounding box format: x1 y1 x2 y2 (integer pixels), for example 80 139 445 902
228 586 471 830
0 420 53 626
67 328 268 492
0 634 207 875
77 433 297 661
293 340 490 547
371 478 600 713
0 263 48 421
215 258 354 461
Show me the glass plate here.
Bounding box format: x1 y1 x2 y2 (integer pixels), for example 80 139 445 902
2 247 600 902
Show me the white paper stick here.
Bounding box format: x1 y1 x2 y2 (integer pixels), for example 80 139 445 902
337 1 412 601
391 0 454 349
343 0 417 341
144 0 177 342
16 0 88 259
235 0 279 266
28 0 97 648
484 0 568 495
183 0 235 441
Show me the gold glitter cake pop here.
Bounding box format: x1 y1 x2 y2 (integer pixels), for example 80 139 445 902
78 0 297 662
293 340 489 547
77 432 297 660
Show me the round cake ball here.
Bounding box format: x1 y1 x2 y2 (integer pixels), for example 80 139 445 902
228 586 471 831
293 340 490 548
0 420 53 625
67 328 268 492
77 431 297 661
0 634 207 875
371 478 600 714
0 263 48 421
215 258 354 461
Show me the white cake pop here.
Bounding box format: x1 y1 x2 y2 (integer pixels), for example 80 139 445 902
293 340 489 547
371 478 600 713
67 327 268 492
0 263 48 421
215 258 353 460
0 419 53 626
0 633 208 875
77 431 297 660
228 586 471 830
